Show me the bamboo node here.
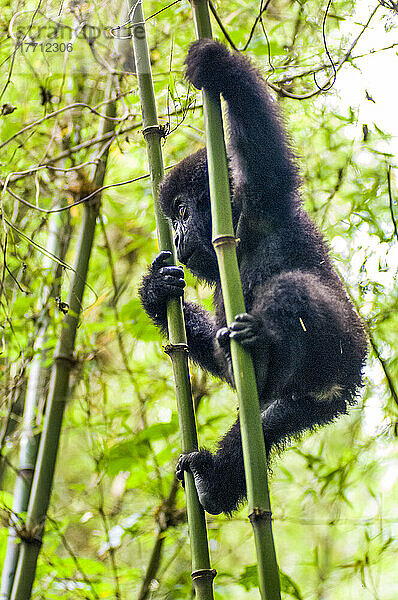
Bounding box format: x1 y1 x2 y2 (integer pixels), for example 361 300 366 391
23 534 43 548
191 568 217 582
249 507 272 523
54 353 77 366
164 343 189 356
142 124 169 140
9 519 44 546
212 234 238 249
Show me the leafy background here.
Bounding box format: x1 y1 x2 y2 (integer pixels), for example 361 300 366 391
0 0 397 598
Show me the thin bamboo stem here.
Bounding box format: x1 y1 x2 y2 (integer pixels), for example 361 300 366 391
128 2 215 598
9 78 117 600
0 211 69 600
190 1 281 598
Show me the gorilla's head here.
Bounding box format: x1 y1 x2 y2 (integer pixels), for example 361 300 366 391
159 148 219 282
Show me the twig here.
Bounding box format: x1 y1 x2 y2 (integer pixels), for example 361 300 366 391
386 164 398 241
368 332 398 409
1 172 151 214
0 102 129 151
269 4 380 99
97 483 121 599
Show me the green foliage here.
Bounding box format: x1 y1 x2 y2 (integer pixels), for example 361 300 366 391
239 565 303 599
1 0 397 598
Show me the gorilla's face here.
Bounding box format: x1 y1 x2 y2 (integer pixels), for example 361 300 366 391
168 191 219 282
159 149 219 282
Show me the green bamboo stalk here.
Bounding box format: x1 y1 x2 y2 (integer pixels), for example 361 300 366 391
9 79 117 600
0 374 25 487
128 2 215 599
190 2 281 598
0 211 69 600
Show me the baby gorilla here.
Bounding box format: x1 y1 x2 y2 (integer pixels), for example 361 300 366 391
139 40 367 515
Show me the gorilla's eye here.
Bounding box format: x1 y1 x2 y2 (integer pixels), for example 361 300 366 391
178 204 188 220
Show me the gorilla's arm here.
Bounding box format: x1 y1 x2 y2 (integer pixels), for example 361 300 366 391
185 40 299 218
183 301 229 380
139 252 230 381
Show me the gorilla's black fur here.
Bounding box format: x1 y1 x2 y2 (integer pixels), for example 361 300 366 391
139 40 367 515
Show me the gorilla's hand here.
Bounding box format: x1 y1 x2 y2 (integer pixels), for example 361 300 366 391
185 39 232 97
215 327 230 349
217 313 264 349
149 251 185 300
228 313 264 347
139 251 185 323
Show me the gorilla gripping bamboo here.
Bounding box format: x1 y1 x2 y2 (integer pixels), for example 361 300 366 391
189 1 281 599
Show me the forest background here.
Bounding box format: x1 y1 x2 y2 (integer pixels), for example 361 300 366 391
0 0 397 598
